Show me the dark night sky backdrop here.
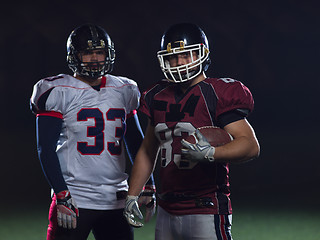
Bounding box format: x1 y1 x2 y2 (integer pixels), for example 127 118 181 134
1 0 319 209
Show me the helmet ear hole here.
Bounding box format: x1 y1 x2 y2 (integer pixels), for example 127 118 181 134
203 57 211 72
66 24 115 78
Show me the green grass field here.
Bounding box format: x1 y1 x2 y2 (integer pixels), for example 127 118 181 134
0 204 319 240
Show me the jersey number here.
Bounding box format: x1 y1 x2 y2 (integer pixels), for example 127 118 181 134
155 122 197 169
77 108 125 155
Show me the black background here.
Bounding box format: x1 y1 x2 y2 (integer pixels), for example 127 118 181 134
1 0 319 210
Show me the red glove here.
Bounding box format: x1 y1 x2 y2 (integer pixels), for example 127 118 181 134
56 190 79 229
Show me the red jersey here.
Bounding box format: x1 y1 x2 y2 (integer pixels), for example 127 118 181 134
139 77 254 215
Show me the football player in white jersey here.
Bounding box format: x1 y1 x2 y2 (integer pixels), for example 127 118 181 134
30 24 155 240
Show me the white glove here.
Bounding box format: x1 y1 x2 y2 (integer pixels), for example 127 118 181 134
56 190 79 229
124 195 144 228
181 129 215 162
138 185 156 223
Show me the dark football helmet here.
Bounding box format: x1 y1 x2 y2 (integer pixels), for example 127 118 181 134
67 24 115 78
157 23 211 83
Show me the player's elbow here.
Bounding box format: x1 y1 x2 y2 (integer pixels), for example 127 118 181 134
237 138 260 163
248 139 260 160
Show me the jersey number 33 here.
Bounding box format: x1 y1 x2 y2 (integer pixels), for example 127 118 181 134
77 108 125 156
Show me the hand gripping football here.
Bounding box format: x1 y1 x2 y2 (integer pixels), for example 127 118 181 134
184 126 233 147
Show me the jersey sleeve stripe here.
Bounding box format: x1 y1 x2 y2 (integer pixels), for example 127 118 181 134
37 111 63 119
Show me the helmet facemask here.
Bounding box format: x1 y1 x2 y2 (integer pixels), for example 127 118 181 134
68 44 115 78
157 43 209 83
66 24 115 78
78 47 115 78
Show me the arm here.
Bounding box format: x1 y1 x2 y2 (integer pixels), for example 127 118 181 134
36 115 68 193
123 111 155 185
181 118 260 164
36 114 78 229
128 121 160 196
123 111 144 162
214 118 260 163
124 121 160 227
123 112 156 222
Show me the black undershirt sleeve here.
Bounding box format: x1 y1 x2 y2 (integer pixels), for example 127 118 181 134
217 108 250 128
36 115 68 193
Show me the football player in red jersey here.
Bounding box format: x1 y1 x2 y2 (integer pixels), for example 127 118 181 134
124 23 260 239
31 24 155 240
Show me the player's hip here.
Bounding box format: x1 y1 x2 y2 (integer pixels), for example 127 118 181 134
156 206 233 240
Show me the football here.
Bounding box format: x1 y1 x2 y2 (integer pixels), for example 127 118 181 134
184 126 232 147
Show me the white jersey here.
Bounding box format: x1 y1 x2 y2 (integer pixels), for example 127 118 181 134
31 74 140 210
